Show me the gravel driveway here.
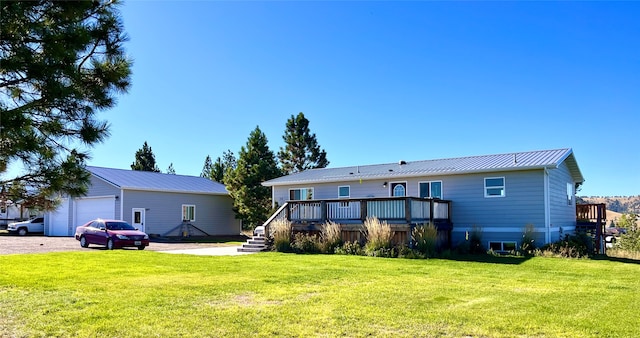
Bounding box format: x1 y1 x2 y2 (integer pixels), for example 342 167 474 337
0 234 242 255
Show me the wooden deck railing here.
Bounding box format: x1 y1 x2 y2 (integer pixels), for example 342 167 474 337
576 203 607 223
285 197 451 225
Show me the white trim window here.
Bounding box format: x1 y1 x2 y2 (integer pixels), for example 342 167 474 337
484 177 505 198
419 181 443 199
338 186 350 199
489 241 517 252
182 204 196 222
390 182 407 197
566 183 573 206
289 188 314 201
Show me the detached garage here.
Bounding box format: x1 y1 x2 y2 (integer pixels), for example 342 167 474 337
45 166 241 237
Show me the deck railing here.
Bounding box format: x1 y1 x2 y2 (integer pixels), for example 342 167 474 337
285 197 451 225
576 203 607 223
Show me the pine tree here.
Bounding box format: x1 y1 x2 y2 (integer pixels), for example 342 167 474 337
211 149 237 183
0 1 132 208
201 155 213 178
166 163 176 175
131 141 160 172
226 127 282 229
278 112 329 174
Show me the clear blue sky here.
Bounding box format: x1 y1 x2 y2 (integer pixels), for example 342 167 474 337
61 1 640 196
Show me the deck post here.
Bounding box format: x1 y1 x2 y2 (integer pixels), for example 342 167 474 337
360 200 367 222
596 204 603 254
285 203 291 221
320 201 327 223
405 197 412 224
429 199 435 224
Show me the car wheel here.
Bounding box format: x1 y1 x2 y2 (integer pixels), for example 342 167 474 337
106 239 114 250
17 228 28 236
80 236 89 248
137 245 145 250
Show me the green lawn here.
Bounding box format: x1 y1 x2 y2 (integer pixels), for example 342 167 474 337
1 252 639 337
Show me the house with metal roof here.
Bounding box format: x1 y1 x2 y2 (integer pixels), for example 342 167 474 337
45 166 241 237
261 148 585 249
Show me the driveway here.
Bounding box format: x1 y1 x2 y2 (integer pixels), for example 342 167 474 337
0 235 254 256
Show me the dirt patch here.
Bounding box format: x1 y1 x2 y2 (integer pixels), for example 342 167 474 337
0 234 237 255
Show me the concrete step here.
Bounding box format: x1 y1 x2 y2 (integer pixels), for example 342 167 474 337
237 246 266 253
241 243 265 249
248 239 265 245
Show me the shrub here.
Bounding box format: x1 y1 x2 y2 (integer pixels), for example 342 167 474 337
520 223 536 256
613 229 640 253
456 225 485 254
536 233 593 258
270 219 292 252
320 221 343 254
291 232 322 254
335 241 365 256
412 223 438 257
363 217 393 256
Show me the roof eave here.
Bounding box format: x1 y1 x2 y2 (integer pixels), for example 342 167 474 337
121 187 229 195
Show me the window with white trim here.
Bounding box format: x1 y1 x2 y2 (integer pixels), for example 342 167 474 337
567 183 573 205
289 188 314 200
484 177 505 198
338 186 350 199
390 182 406 197
489 241 517 252
419 181 443 199
182 204 196 222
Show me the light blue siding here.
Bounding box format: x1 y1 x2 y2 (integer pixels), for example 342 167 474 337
85 176 121 219
122 190 240 236
549 162 578 233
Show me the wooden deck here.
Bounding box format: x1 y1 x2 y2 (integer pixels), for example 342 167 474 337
264 197 453 248
576 203 607 254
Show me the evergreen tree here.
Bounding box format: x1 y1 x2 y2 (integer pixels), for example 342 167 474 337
166 163 176 175
0 0 132 208
131 141 160 172
278 112 329 174
211 149 237 183
226 127 282 229
201 155 213 178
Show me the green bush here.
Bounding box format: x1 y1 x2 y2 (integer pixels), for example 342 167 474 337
291 232 322 254
536 233 593 258
334 241 365 255
320 221 343 254
456 225 485 254
271 219 292 252
363 217 393 256
412 223 437 257
614 229 640 253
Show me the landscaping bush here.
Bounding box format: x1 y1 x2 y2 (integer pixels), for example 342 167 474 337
291 232 322 254
536 233 593 258
334 241 365 256
271 219 292 252
320 221 342 254
363 217 393 256
456 225 485 254
412 223 437 257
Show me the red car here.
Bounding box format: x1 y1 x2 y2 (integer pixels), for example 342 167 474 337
75 219 150 250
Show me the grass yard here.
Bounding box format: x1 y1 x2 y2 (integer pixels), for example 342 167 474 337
1 252 639 337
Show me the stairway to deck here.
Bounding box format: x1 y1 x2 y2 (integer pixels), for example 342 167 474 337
237 234 267 252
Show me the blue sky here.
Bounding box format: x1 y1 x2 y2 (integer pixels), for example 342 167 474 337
36 2 640 196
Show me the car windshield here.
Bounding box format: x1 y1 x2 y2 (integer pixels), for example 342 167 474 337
105 221 136 231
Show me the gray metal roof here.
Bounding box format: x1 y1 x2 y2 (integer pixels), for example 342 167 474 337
263 148 584 186
87 166 229 195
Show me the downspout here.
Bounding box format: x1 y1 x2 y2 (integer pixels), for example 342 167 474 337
119 190 124 220
543 167 551 244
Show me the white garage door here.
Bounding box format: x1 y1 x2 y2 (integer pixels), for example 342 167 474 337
75 197 116 227
48 198 70 236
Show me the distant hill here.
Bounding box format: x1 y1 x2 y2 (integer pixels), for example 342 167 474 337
577 195 640 214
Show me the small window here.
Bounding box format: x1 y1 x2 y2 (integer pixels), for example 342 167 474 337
391 182 406 197
567 183 573 206
338 186 350 199
485 177 505 198
489 241 517 252
289 188 313 200
419 181 443 199
182 204 196 222
0 205 6 214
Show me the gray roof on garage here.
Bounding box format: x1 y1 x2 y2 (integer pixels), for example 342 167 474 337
87 166 229 195
263 148 584 186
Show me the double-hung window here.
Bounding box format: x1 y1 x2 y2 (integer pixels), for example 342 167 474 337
289 188 314 200
338 186 350 199
419 181 443 199
182 204 196 222
484 177 505 198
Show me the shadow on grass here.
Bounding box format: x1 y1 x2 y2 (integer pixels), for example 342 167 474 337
442 253 532 265
592 254 640 265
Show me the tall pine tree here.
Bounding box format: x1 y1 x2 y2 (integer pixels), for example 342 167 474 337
278 112 329 174
211 149 236 183
166 163 176 175
226 127 281 229
131 141 160 172
201 155 213 178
